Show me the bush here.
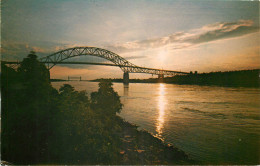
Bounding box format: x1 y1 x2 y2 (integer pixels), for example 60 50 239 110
1 53 123 164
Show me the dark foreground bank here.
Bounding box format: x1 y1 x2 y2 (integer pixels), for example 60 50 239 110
115 117 194 164
1 52 194 165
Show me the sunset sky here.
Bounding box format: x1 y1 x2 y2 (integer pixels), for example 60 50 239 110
1 0 259 79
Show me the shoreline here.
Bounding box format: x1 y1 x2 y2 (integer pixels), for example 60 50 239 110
53 69 259 88
1 116 196 165
51 79 260 89
114 116 196 164
88 79 260 88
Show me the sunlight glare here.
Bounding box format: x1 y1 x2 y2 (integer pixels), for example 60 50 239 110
157 49 168 63
156 83 167 138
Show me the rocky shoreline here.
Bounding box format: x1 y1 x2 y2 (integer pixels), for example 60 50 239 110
116 117 196 164
2 118 196 165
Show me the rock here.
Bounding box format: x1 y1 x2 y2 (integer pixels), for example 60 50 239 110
136 149 145 153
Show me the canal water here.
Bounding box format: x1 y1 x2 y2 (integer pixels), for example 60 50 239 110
52 81 260 164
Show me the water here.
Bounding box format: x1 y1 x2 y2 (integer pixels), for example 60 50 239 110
52 81 260 164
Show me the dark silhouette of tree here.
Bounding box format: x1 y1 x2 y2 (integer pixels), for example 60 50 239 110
163 69 260 87
1 52 58 164
2 54 123 164
91 81 122 116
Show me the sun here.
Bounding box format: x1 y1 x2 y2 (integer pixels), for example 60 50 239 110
157 49 168 64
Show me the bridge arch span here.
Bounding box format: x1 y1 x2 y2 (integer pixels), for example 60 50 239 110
3 46 190 84
39 46 189 84
39 46 136 71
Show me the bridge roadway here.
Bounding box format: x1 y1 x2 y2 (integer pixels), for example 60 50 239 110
2 60 188 75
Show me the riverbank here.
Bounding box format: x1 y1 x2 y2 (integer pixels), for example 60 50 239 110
91 69 260 88
115 116 195 164
1 116 195 165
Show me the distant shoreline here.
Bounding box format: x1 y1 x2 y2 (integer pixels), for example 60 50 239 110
52 69 260 88
92 69 260 88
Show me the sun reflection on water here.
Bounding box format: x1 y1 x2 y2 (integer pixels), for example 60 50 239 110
156 83 166 138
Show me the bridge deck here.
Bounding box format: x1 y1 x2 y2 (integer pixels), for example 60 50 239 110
1 60 189 75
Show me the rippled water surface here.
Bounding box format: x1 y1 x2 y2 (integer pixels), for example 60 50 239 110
52 81 260 164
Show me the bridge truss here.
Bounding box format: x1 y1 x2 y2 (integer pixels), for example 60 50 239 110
39 46 188 76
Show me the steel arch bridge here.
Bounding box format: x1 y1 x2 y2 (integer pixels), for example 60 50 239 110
40 46 188 76
3 46 189 84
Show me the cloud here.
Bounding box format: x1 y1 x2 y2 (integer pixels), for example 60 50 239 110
31 46 47 53
1 42 53 60
2 20 258 63
1 42 86 61
0 42 114 69
54 44 82 52
106 20 259 53
1 42 30 60
189 20 258 44
124 55 147 60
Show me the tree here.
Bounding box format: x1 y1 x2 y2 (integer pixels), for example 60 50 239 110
91 80 122 116
18 51 51 97
2 52 124 164
1 51 58 164
55 83 122 164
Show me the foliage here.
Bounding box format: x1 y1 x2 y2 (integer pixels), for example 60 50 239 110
1 52 58 163
164 69 260 87
54 84 121 164
92 70 260 87
91 81 122 116
1 52 123 164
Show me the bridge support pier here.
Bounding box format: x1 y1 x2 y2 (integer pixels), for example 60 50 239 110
158 74 164 79
158 74 164 83
123 72 129 85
